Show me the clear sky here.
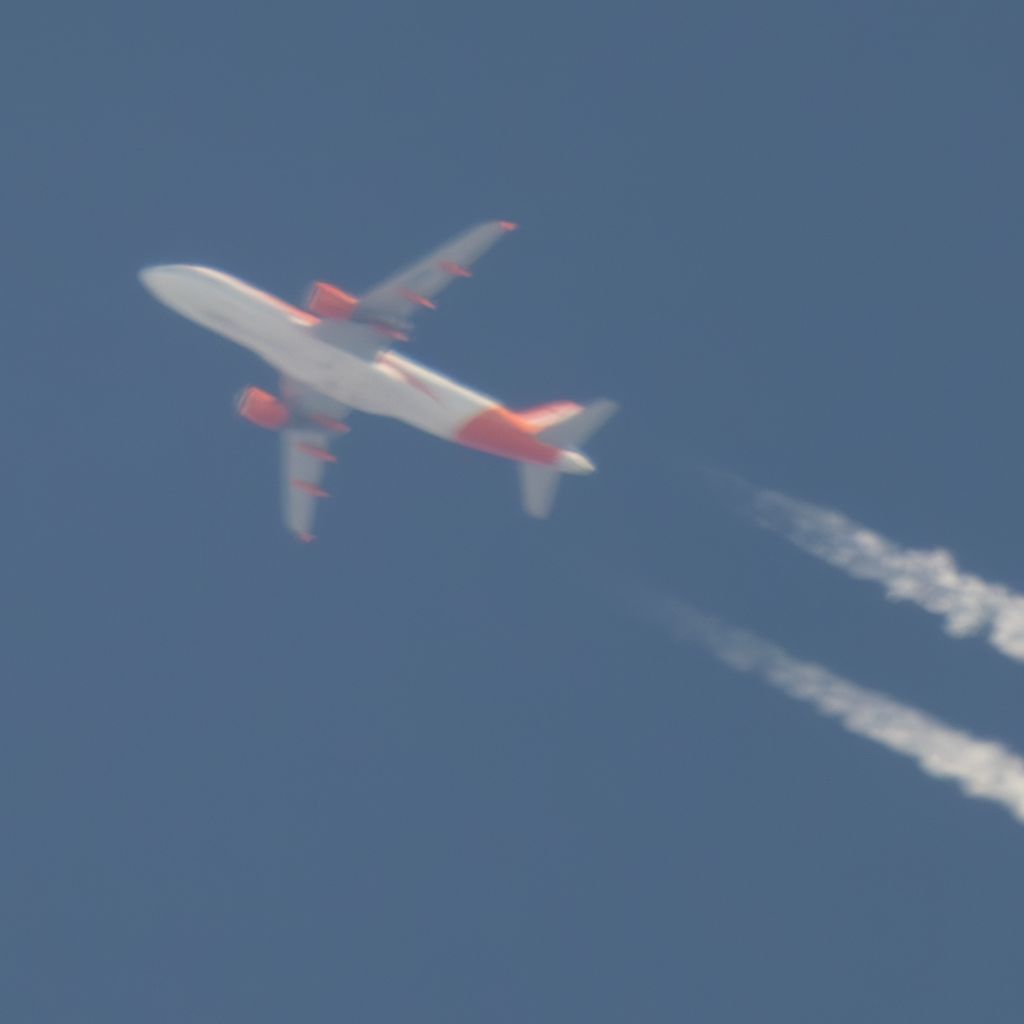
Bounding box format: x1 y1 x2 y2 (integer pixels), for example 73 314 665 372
4 2 1024 1021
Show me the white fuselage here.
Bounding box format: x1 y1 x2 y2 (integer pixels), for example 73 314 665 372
139 264 495 442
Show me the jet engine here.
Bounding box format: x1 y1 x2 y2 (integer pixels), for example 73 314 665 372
306 281 358 320
236 387 290 430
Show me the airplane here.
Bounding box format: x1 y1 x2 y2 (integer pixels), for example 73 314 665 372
139 221 617 541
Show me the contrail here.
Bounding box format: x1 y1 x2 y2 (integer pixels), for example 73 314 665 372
654 599 1024 824
753 490 1024 664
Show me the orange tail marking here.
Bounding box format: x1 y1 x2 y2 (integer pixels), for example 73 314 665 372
455 406 560 465
516 401 583 434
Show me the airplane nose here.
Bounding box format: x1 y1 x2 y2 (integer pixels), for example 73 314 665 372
138 264 181 297
138 264 206 311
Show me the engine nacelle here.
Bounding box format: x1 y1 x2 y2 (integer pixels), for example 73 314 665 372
236 387 290 430
306 281 358 320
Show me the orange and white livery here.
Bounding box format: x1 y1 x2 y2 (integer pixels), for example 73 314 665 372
140 221 616 540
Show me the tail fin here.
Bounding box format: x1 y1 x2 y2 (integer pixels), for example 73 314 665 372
518 399 618 518
536 398 618 449
516 401 584 433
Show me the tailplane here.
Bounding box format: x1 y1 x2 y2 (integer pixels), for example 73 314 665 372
518 399 618 518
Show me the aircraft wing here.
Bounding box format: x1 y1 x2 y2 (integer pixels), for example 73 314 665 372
357 220 517 331
280 380 351 541
281 427 335 541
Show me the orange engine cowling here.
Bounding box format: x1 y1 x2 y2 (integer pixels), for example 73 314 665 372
306 281 358 320
236 387 290 430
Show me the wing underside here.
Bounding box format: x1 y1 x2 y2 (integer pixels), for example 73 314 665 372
281 427 334 541
356 220 517 331
279 379 351 541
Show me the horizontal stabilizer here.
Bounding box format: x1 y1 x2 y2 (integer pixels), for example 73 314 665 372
519 463 561 519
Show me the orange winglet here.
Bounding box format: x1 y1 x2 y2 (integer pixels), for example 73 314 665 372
308 414 351 434
292 480 329 498
296 442 337 463
439 260 472 278
297 531 316 543
399 288 436 310
499 221 519 232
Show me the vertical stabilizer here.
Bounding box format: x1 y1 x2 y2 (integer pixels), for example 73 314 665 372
537 398 618 449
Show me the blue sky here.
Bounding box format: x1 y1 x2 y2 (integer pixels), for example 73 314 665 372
4 2 1024 1021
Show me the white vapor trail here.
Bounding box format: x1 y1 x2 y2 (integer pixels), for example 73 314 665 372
753 490 1024 663
658 601 1024 824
